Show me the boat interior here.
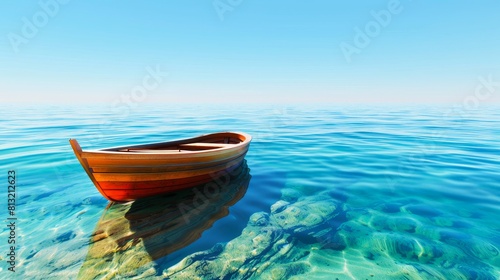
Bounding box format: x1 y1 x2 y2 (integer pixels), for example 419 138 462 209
113 135 244 153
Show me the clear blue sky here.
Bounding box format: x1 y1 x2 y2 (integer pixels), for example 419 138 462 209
1 1 499 104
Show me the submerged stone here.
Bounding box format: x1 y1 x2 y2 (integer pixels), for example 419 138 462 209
249 212 269 227
280 188 302 203
404 204 442 218
162 190 346 279
270 200 290 214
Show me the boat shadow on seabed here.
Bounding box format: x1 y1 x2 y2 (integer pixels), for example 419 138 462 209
77 161 251 279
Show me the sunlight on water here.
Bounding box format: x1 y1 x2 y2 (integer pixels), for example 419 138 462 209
0 104 499 279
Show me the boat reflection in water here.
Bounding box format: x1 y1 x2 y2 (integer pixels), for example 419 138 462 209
78 161 251 279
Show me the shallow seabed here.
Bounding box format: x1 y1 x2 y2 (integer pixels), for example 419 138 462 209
0 104 499 279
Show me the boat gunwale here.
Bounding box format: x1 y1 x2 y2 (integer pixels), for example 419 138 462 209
82 131 251 155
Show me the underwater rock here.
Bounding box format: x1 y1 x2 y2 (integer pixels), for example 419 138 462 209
403 204 442 218
161 189 499 280
334 205 499 280
262 262 311 279
249 212 270 227
270 200 290 214
166 220 291 279
359 212 420 234
271 195 341 232
163 190 346 279
280 188 302 203
376 202 402 213
439 229 500 261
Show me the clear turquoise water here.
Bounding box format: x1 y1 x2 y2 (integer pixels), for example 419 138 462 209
0 104 499 279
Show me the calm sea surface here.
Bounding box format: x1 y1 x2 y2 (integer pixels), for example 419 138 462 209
0 104 499 279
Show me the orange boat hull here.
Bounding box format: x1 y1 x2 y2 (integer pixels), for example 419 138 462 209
70 132 251 202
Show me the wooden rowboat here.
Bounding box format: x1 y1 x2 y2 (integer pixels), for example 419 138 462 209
70 132 251 202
